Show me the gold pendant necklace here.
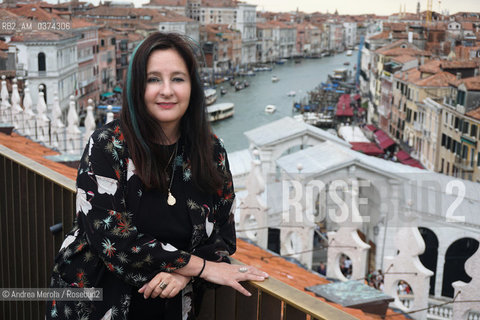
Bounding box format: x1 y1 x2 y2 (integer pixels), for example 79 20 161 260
166 142 178 206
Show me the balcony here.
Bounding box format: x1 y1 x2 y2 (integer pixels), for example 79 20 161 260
0 144 359 320
454 156 474 172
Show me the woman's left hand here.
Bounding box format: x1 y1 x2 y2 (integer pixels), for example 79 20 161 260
139 272 191 299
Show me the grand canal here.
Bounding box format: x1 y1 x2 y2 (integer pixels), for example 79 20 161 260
211 52 358 152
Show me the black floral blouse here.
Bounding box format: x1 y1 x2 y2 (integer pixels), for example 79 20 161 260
46 119 236 320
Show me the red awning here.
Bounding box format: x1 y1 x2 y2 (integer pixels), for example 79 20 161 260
365 124 378 132
395 150 410 161
353 94 361 100
374 130 395 149
336 94 354 117
350 142 385 156
401 158 424 169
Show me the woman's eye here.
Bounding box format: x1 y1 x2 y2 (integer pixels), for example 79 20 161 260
173 77 185 82
147 77 161 83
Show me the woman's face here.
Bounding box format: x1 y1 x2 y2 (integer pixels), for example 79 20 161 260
144 48 191 132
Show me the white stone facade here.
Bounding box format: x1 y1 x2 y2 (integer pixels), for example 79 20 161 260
11 35 78 113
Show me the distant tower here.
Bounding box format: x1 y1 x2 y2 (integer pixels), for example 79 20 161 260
417 1 420 14
334 8 338 15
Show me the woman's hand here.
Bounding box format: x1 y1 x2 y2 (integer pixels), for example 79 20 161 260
139 272 191 299
201 262 269 296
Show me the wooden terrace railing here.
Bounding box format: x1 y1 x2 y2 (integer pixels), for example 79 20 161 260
0 144 359 320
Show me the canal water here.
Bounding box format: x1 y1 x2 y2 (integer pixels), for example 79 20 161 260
211 52 358 152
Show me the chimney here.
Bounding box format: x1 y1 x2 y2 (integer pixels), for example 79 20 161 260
408 31 413 43
420 56 425 65
456 72 461 80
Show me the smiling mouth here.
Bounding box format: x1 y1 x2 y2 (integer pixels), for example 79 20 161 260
156 102 176 109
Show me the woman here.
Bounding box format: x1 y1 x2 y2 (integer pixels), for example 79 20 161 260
47 32 267 320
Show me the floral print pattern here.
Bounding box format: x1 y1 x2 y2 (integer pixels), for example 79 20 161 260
46 120 236 319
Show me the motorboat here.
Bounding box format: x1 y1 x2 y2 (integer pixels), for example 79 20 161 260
204 88 217 106
220 87 227 95
207 102 234 122
287 91 296 97
346 50 353 56
265 105 276 113
272 75 279 82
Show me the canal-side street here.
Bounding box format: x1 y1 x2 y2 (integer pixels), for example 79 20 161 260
211 53 358 152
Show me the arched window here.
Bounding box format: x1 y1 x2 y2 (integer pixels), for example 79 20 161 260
442 237 479 297
418 227 439 295
38 52 46 72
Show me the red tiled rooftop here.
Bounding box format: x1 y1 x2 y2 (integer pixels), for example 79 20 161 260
450 75 480 91
0 132 77 181
368 31 390 40
71 17 97 28
394 68 421 82
441 60 479 69
391 55 416 64
7 3 66 22
381 47 431 57
144 0 186 5
419 60 442 74
415 71 456 87
466 107 480 120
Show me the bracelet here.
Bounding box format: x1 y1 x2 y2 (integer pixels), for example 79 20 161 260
196 259 206 278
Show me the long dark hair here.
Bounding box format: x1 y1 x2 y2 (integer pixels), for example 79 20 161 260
120 32 223 193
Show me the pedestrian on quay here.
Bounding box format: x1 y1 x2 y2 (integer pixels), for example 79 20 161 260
46 32 268 320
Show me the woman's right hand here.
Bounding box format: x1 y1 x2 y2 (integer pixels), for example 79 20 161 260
200 261 269 296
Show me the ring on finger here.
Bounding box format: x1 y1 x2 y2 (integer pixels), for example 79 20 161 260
238 267 248 273
159 281 168 290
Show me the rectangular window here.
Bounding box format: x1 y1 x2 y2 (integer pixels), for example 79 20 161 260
478 152 480 166
447 162 450 174
457 90 466 105
462 145 468 159
471 124 477 138
442 134 446 147
451 139 455 153
444 112 449 125
463 121 469 134
455 117 459 130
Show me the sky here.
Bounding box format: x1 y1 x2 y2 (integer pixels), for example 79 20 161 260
39 0 480 16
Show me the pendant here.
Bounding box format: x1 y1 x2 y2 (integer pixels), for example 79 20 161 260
167 191 176 206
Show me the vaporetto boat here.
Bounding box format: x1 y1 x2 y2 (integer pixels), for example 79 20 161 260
207 102 234 122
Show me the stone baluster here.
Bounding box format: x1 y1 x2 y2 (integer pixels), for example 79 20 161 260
105 105 114 124
35 85 50 143
238 149 268 248
66 95 81 154
383 227 433 320
50 92 65 150
83 99 96 148
0 75 11 124
452 236 480 320
21 80 35 136
10 78 23 129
